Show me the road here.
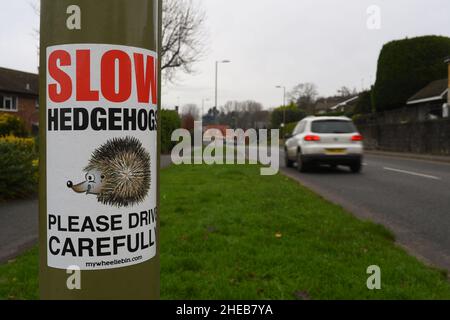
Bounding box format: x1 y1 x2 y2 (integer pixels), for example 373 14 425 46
280 150 450 271
0 155 173 263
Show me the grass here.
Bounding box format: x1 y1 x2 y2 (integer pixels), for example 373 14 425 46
1 164 450 300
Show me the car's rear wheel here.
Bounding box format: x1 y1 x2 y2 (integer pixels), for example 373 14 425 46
350 160 362 173
297 150 310 173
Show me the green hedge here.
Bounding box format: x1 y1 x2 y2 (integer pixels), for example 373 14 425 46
373 35 450 112
271 102 307 129
0 113 29 137
353 90 373 115
0 136 38 200
161 109 181 154
281 122 298 138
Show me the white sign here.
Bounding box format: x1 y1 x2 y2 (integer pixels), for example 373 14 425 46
46 44 158 270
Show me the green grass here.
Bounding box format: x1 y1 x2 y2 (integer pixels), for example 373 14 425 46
1 164 450 300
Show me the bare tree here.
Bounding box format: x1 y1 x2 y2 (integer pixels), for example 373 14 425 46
288 83 318 104
217 100 268 129
337 86 356 97
162 0 207 81
182 104 200 120
288 83 318 114
30 0 207 81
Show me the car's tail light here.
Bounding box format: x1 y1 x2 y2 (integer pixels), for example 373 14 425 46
304 135 321 142
352 134 363 141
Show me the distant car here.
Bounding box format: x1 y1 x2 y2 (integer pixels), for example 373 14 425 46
284 116 364 173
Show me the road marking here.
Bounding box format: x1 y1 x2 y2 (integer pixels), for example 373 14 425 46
383 167 441 180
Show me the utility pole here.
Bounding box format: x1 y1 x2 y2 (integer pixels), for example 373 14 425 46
215 60 231 108
276 85 287 126
39 0 161 300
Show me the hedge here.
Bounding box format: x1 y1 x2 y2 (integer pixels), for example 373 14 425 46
372 35 450 112
0 113 29 137
271 103 307 129
161 109 181 154
353 90 373 115
0 136 38 200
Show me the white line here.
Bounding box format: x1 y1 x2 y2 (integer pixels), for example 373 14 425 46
383 167 441 181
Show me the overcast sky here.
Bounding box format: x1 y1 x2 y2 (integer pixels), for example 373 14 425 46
1 0 449 111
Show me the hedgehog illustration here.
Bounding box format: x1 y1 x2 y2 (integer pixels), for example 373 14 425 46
67 137 151 208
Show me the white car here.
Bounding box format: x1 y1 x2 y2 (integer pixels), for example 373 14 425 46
284 116 364 173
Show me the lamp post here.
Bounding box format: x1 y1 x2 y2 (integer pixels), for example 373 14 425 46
215 60 231 109
276 85 286 127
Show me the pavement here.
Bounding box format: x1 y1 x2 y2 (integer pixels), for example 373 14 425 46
279 149 450 272
0 198 39 263
0 155 173 263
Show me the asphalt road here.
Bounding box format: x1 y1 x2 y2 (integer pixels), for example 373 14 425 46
280 150 450 271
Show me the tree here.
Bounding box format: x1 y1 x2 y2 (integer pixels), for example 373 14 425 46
353 90 373 115
162 0 207 81
217 100 268 129
31 0 207 81
160 109 181 153
372 35 450 111
203 107 220 125
182 104 200 120
288 83 318 114
270 102 307 129
337 86 356 97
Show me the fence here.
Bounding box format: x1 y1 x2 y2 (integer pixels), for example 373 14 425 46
357 118 450 155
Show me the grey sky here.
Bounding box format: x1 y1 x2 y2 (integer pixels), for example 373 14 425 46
1 0 449 111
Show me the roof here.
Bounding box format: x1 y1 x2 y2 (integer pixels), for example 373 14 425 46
330 95 359 110
315 97 344 112
0 67 39 96
315 95 359 112
407 79 448 105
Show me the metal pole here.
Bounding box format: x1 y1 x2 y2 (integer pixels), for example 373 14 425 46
276 85 286 126
283 86 286 125
214 60 230 109
215 61 218 108
39 0 160 300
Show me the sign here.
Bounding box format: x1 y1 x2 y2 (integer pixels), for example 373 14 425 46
46 44 158 270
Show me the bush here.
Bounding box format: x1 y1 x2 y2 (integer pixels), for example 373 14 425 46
271 102 307 129
0 136 38 200
281 122 298 138
353 90 373 115
0 114 29 137
373 35 450 112
161 109 181 154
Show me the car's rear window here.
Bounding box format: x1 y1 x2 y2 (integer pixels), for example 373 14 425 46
311 120 356 134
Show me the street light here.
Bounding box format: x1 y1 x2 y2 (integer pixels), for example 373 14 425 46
276 85 287 127
215 60 231 109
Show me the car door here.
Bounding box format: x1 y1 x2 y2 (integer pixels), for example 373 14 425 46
286 121 305 159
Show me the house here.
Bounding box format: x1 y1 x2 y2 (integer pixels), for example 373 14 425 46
314 95 359 115
0 67 39 134
330 95 359 113
406 78 448 120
